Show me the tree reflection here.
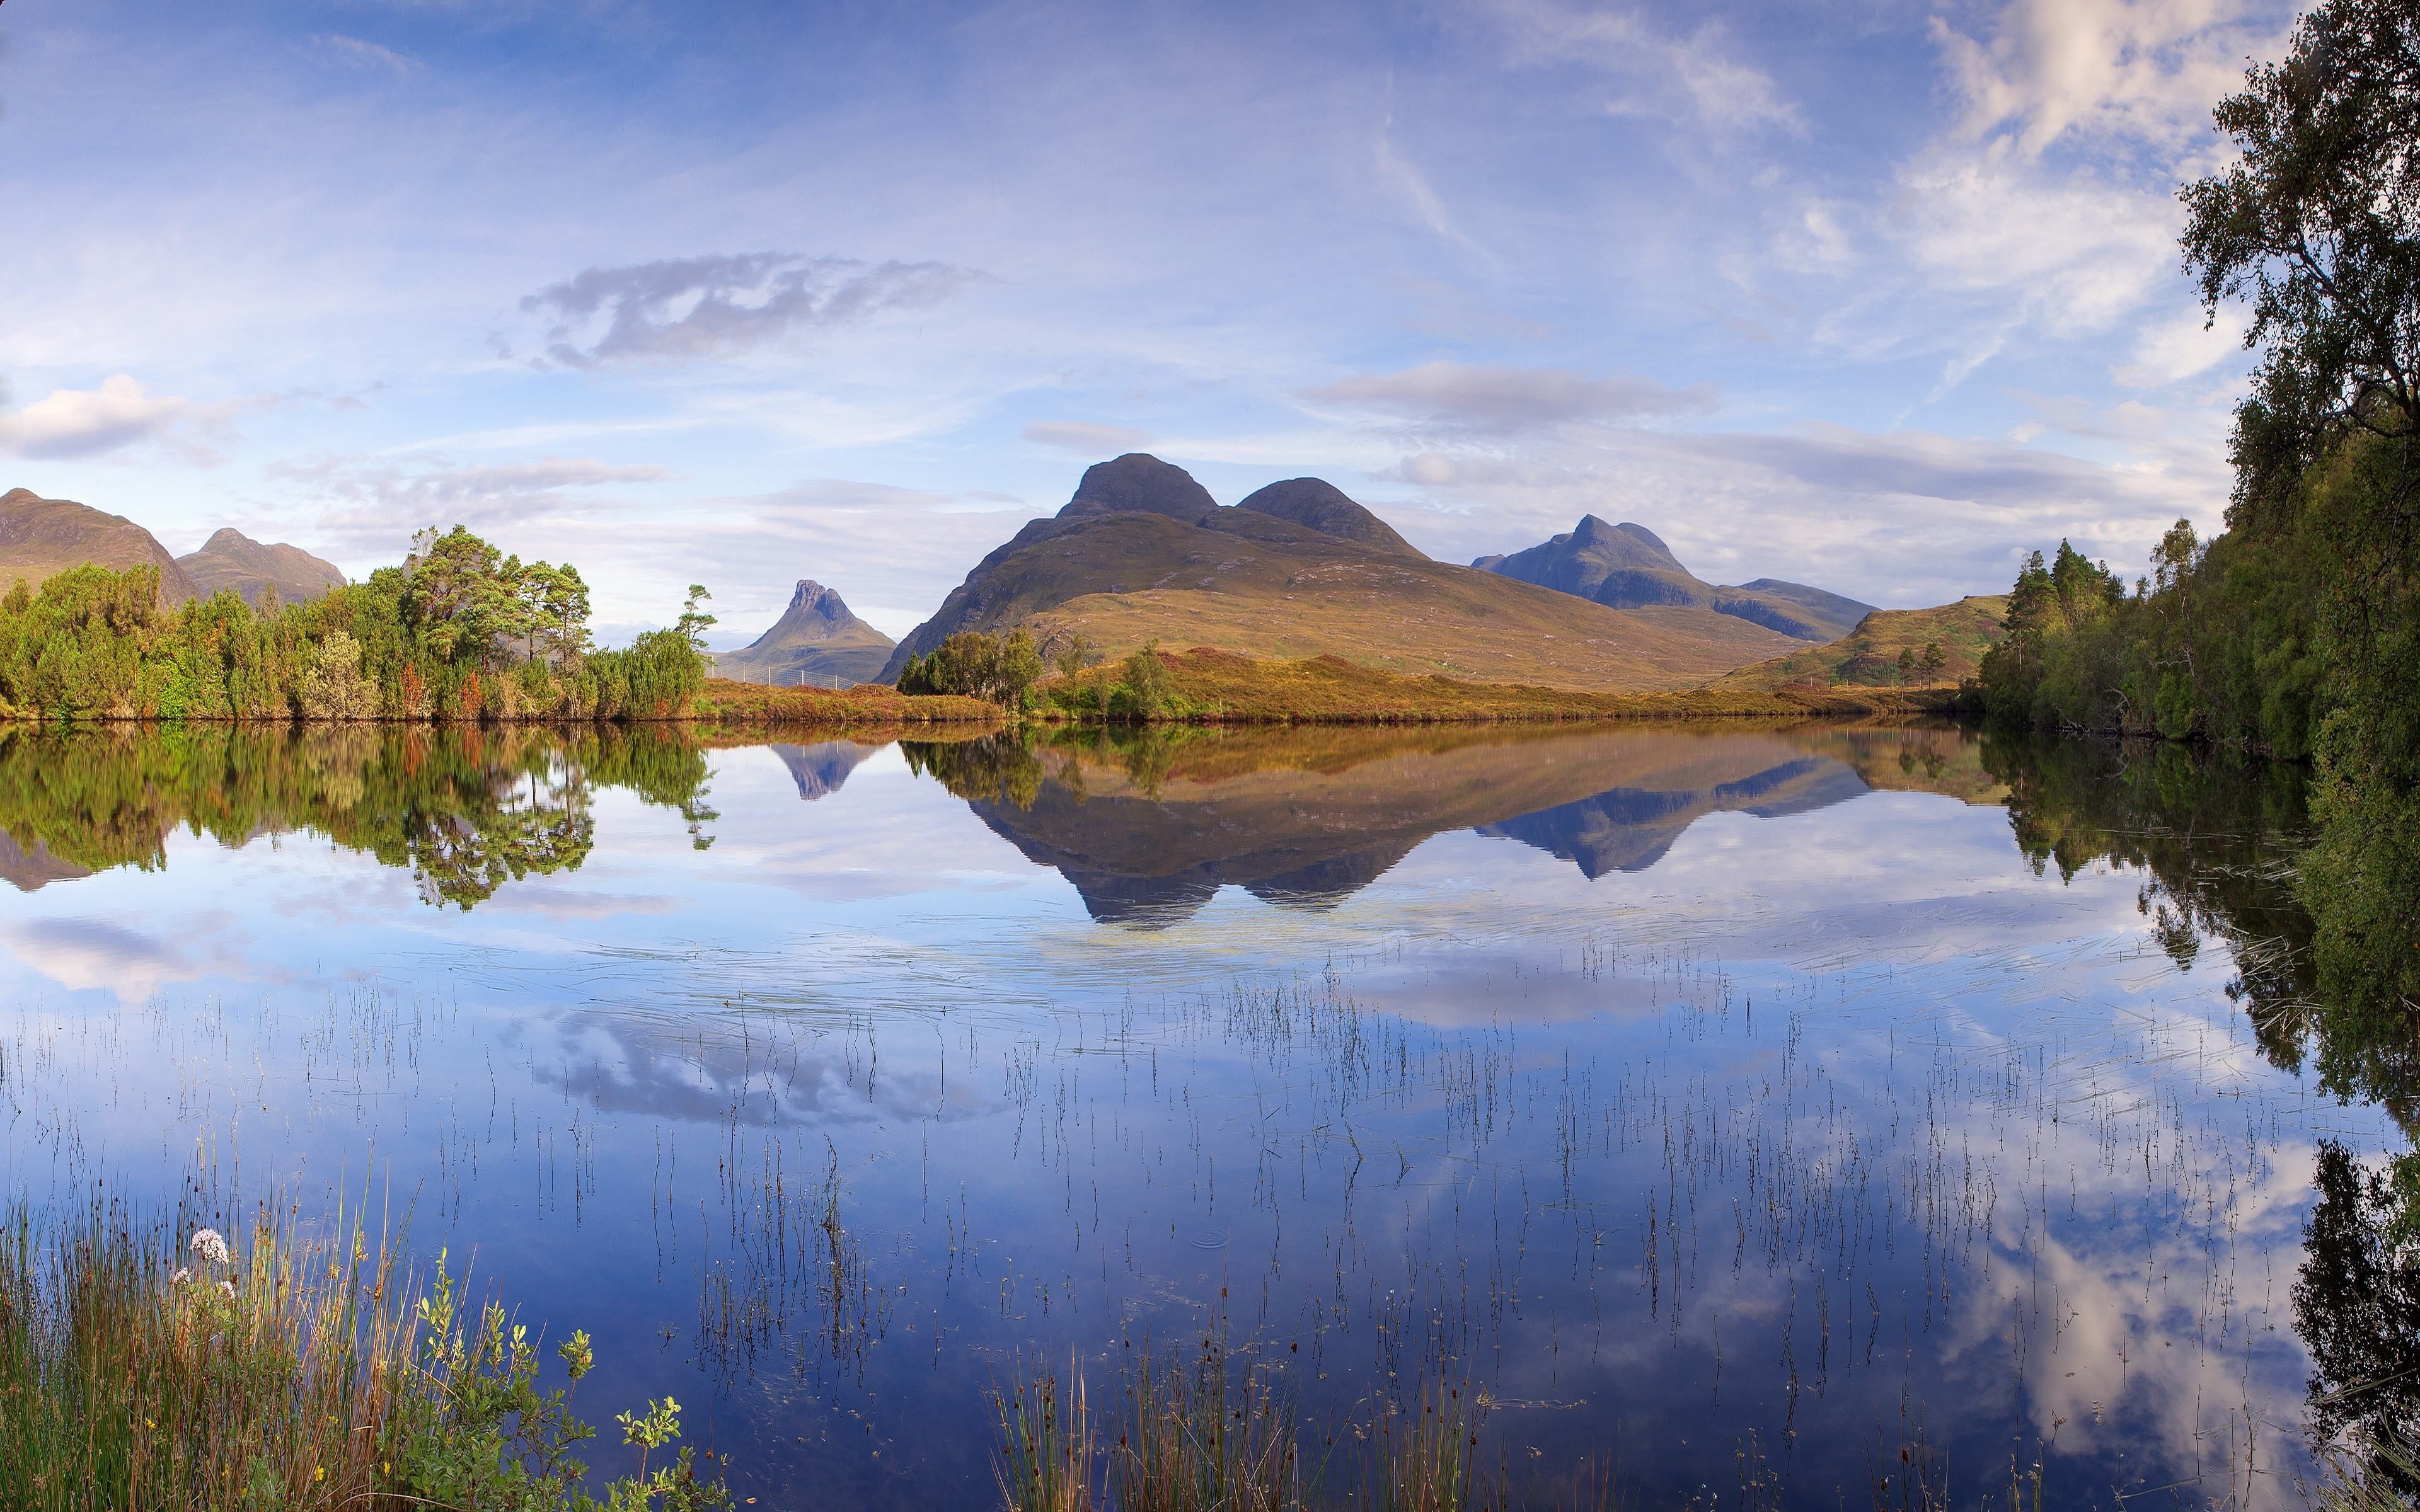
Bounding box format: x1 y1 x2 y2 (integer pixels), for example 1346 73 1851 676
1982 730 2420 1482
0 722 713 908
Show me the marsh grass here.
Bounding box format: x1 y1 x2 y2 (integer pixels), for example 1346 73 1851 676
0 1194 408 1511
0 1192 728 1511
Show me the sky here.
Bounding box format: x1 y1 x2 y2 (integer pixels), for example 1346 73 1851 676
0 0 2295 643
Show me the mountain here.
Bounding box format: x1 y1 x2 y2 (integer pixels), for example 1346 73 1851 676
713 580 897 687
0 488 199 605
879 455 1798 692
1715 595 2008 692
1476 515 1874 642
175 528 345 607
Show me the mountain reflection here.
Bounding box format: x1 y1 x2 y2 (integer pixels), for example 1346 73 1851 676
0 723 717 908
904 723 2004 922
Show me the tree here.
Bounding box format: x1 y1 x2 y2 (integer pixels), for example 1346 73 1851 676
675 585 716 653
402 526 515 664
1895 647 1916 682
2181 0 2420 1017
1921 640 1946 673
301 630 377 721
996 629 1044 711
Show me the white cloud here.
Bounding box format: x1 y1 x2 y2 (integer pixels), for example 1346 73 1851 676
1022 420 1151 455
0 375 191 459
2111 301 2248 387
1303 360 1716 433
518 252 986 369
1932 0 2269 159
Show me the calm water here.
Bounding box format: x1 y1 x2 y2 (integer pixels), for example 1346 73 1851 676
0 720 2394 1509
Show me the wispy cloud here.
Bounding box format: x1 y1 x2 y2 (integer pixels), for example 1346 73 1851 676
312 34 417 76
1481 0 1801 136
1304 361 1716 433
271 453 669 551
517 253 986 369
1022 420 1151 455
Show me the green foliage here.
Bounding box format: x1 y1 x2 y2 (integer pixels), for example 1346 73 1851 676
896 629 1040 709
0 526 710 723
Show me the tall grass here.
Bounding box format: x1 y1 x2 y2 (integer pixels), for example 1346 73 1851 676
0 1191 727 1511
0 1194 407 1511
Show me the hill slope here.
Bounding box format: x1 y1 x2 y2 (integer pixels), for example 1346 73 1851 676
882 455 1798 693
1716 596 2008 691
175 528 345 607
0 488 199 604
1478 515 1873 641
713 580 896 687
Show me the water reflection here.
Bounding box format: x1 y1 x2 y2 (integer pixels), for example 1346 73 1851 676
908 723 2001 920
4 719 2417 1508
0 723 723 907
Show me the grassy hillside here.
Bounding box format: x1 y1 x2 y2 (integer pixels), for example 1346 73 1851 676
0 488 199 604
1715 596 2008 692
1008 528 1802 694
176 529 345 607
1044 646 1957 723
885 456 1811 693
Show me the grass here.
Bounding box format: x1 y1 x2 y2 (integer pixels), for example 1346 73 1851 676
689 675 1002 727
0 1190 728 1511
1041 646 1959 724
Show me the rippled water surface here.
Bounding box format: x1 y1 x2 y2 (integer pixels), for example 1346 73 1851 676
0 720 2388 1509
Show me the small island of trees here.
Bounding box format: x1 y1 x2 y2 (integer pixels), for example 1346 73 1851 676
0 525 713 723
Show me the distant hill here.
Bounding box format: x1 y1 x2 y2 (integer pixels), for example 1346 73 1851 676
175 528 345 608
1476 515 1872 641
0 488 199 605
880 455 1799 693
1716 596 2008 692
713 580 897 687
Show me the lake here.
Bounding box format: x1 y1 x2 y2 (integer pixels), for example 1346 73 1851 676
0 719 2395 1509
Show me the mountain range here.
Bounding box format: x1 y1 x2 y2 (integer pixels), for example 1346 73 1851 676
0 488 343 608
1473 515 1873 642
876 454 1806 693
712 579 896 687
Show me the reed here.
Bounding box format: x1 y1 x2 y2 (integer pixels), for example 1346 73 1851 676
996 1359 1098 1512
0 1193 409 1511
0 1191 729 1511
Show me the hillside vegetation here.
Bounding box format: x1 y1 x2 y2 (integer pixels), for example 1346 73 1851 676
1041 644 1954 723
1717 596 2007 692
884 454 1804 693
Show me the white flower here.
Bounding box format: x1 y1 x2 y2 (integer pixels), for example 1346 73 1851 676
190 1228 229 1265
171 1267 190 1284
217 1280 236 1300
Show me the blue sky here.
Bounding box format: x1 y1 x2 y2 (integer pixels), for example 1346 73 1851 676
0 0 2291 642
